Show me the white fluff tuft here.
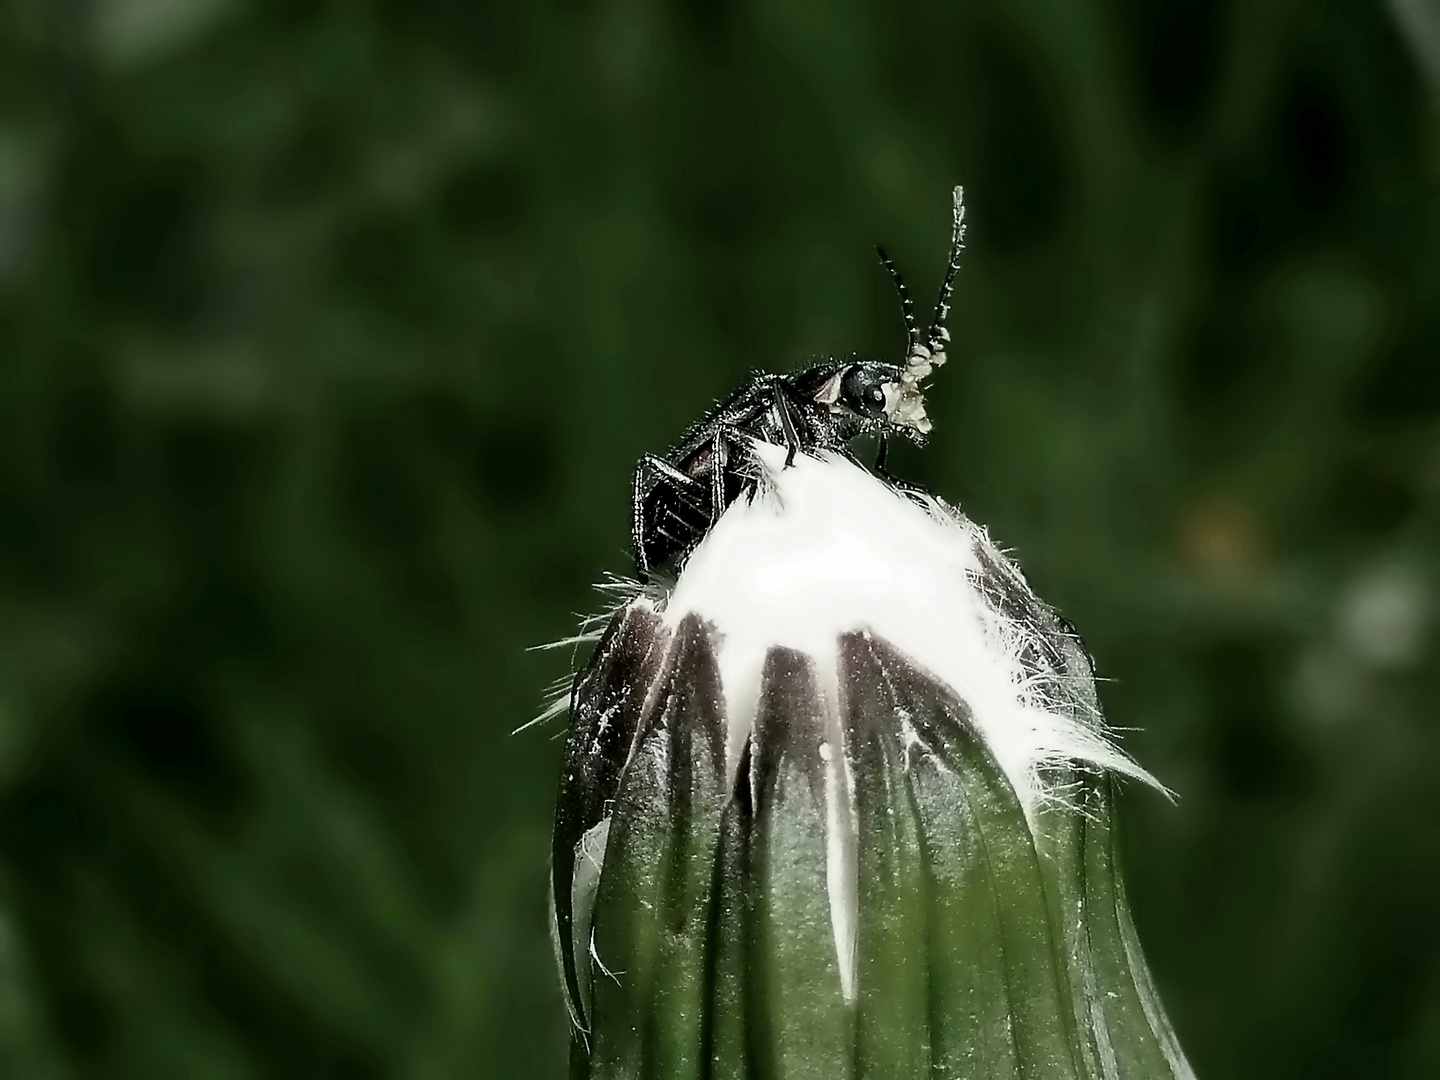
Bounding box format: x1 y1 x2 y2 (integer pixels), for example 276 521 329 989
516 575 652 736
661 443 1161 817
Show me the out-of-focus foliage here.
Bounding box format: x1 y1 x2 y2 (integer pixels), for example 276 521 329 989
0 0 1437 1076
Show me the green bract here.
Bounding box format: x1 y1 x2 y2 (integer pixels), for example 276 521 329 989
551 600 1193 1079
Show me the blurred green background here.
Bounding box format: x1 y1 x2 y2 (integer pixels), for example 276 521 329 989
1 0 1438 1075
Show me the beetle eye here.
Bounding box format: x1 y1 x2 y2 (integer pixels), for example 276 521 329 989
840 365 890 418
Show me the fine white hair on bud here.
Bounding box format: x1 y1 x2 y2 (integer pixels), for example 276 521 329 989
663 442 1161 819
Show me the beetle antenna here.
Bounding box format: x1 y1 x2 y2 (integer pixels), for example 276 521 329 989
926 186 966 355
876 246 920 357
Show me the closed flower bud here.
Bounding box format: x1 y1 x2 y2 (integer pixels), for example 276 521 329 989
551 448 1193 1079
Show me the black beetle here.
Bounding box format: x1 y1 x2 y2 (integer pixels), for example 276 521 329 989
632 186 966 575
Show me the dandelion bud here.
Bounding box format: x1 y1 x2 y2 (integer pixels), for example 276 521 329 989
551 449 1193 1079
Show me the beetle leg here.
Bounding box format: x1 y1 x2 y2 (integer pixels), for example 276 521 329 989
771 394 802 468
636 454 702 495
875 433 889 473
631 462 654 575
710 429 727 526
853 440 926 502
632 454 706 573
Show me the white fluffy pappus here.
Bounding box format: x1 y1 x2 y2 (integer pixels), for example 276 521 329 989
660 441 1161 819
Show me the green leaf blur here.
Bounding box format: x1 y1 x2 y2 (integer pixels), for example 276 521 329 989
0 0 1436 1076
